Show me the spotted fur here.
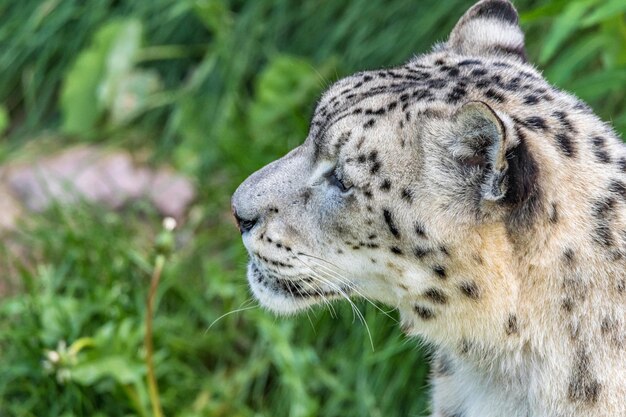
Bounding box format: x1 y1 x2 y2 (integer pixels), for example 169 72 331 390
232 1 626 416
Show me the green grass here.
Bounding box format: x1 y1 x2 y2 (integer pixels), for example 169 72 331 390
0 1 624 416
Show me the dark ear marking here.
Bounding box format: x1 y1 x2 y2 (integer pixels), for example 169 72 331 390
448 0 526 62
502 126 540 207
473 0 519 24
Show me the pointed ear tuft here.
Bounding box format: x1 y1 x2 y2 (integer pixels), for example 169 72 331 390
448 0 527 62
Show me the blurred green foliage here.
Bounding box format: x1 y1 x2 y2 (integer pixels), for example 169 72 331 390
0 0 624 416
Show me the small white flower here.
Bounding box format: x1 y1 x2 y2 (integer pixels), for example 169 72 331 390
163 216 177 232
46 350 61 364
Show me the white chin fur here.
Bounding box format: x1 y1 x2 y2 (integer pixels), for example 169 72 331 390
246 264 318 315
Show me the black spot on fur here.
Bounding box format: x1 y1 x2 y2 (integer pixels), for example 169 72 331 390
549 202 559 224
554 132 576 157
363 119 375 129
414 305 435 320
383 209 400 238
523 94 539 105
390 246 403 255
413 89 433 101
592 197 616 246
459 339 472 355
568 347 601 404
334 131 352 153
591 136 611 163
600 316 616 335
414 247 431 259
460 281 480 299
617 157 626 173
401 188 414 203
301 189 312 205
563 248 575 264
447 85 467 103
475 79 490 89
424 288 448 304
414 222 427 238
471 68 488 77
524 116 548 131
553 110 576 132
562 275 587 316
506 314 518 335
484 88 506 103
380 179 391 191
609 179 626 201
428 78 448 89
370 161 381 175
562 298 574 313
433 265 446 279
458 59 482 66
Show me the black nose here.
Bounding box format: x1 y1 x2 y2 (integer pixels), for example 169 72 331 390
232 208 258 233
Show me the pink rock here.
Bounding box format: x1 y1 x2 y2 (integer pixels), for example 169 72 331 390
2 146 195 221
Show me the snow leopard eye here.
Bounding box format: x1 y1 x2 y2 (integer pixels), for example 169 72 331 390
326 168 352 193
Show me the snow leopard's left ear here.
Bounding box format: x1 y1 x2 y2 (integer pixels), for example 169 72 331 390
451 101 539 206
448 0 527 62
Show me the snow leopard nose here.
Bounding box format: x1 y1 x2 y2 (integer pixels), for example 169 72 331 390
231 145 307 234
231 179 265 235
232 205 258 234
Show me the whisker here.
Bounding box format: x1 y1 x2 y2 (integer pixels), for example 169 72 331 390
299 276 338 318
205 302 259 333
297 252 398 323
294 255 375 351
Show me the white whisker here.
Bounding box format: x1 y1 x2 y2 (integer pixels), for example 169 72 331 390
205 301 259 333
293 254 375 351
297 252 398 323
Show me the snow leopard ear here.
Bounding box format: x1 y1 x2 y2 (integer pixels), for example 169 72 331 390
448 0 527 62
452 101 514 202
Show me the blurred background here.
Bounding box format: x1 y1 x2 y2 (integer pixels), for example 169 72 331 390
0 0 624 416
